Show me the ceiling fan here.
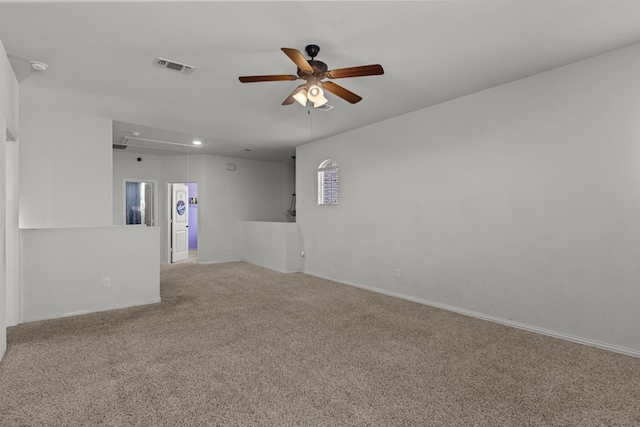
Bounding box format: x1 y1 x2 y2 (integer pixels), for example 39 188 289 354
238 44 384 108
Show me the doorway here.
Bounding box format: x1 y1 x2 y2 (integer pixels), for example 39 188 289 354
168 182 198 263
123 179 157 226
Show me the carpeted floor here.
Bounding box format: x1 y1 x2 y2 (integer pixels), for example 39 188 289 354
1 261 639 426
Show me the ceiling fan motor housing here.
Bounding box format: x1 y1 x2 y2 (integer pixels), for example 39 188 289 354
298 59 328 79
305 44 320 59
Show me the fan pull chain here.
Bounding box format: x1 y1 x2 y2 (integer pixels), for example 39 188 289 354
309 108 314 142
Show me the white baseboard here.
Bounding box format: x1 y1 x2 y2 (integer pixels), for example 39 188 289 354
198 258 242 265
241 258 301 274
20 297 162 324
308 273 640 359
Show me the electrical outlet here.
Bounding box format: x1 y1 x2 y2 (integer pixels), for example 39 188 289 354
102 276 111 287
395 268 401 278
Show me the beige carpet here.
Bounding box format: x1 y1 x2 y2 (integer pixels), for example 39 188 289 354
1 261 639 426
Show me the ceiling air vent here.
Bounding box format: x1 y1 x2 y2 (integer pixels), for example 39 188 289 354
153 57 195 75
316 104 334 112
113 136 129 150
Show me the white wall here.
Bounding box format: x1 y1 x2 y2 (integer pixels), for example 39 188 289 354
20 226 160 322
1 37 19 362
19 86 112 228
15 85 161 326
5 139 18 328
200 155 292 264
0 44 18 135
113 150 293 264
297 43 640 356
0 119 6 360
242 221 301 273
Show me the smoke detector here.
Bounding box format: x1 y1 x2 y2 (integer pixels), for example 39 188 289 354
30 61 48 71
153 57 195 75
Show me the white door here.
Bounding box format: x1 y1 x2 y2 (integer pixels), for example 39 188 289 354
171 183 189 263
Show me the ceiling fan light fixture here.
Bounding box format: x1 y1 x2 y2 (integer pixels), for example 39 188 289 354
293 88 308 106
307 85 328 107
307 85 322 99
313 95 328 108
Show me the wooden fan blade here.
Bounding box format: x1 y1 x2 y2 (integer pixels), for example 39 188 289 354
239 75 298 83
326 64 384 79
322 81 362 104
281 48 313 72
282 84 307 105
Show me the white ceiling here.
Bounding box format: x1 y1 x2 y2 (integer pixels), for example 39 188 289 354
2 0 640 163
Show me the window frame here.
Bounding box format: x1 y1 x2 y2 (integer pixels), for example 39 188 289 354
317 159 339 206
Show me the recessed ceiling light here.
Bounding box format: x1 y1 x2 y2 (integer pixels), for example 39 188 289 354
192 140 202 146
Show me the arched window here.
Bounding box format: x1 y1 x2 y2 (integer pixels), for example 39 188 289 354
318 159 339 206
